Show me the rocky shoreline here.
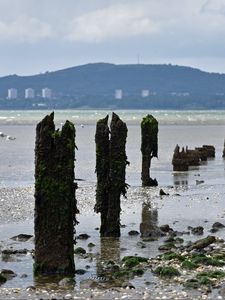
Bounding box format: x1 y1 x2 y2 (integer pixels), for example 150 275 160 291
1 183 225 299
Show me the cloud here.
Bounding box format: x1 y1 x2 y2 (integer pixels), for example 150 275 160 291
0 16 53 42
66 4 159 42
201 0 225 15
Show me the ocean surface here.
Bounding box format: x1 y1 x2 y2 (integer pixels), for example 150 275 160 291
0 109 225 187
1 109 225 290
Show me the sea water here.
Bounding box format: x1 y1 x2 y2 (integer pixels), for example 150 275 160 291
1 109 225 289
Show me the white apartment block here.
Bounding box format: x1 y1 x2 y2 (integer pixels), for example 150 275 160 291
8 88 18 99
115 89 123 100
141 89 150 98
25 88 35 99
42 88 52 99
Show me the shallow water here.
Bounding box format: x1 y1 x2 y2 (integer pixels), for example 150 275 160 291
1 110 225 291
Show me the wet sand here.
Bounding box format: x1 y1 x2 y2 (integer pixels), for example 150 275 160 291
1 172 225 299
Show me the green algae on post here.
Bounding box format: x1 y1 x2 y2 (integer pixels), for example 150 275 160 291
34 112 77 276
141 115 158 186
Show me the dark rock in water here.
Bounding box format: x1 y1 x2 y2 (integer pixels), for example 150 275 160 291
74 247 86 255
140 222 165 238
0 269 17 279
0 274 7 284
20 274 28 278
122 282 135 289
159 189 169 196
190 235 216 250
10 234 33 242
2 248 28 255
77 234 90 240
75 269 86 275
128 230 139 236
212 222 225 229
137 241 146 248
191 226 204 235
88 242 95 248
196 180 204 185
160 224 173 233
158 243 176 251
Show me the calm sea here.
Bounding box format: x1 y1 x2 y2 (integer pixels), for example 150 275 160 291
0 109 224 187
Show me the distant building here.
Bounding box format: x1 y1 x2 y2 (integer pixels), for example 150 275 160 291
42 88 52 99
7 88 17 99
141 89 149 98
25 88 35 99
115 89 123 100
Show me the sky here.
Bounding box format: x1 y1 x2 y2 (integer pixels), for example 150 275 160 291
1 0 225 76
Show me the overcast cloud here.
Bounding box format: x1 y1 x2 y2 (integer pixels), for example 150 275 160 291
0 0 225 75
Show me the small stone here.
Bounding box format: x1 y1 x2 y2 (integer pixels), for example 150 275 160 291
75 269 86 275
77 234 90 240
191 226 204 235
159 189 169 196
160 224 173 233
0 269 17 279
58 277 75 287
88 242 95 248
74 247 86 255
10 234 33 242
128 230 139 236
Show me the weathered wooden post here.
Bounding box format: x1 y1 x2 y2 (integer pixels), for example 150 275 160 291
34 112 77 275
106 113 128 237
223 140 225 158
94 116 110 236
95 113 128 237
141 114 158 186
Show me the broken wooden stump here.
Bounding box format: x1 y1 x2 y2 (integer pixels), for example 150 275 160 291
172 145 189 171
195 147 208 161
95 113 128 237
186 148 200 166
141 115 158 186
202 145 215 158
34 112 77 275
223 140 225 158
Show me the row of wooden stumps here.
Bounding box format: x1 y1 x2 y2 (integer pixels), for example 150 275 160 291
34 112 158 276
172 144 215 171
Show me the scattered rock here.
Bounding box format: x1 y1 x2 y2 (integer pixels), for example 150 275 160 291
20 274 28 278
128 230 139 236
58 277 75 287
77 234 90 240
2 248 28 255
191 226 204 235
88 242 95 248
122 282 135 289
137 241 146 248
190 235 216 250
0 274 6 285
10 234 33 242
74 247 86 255
75 269 86 275
159 189 169 196
196 180 204 185
160 224 173 233
212 222 225 230
0 269 16 279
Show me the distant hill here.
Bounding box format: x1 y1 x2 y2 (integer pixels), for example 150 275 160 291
1 63 225 109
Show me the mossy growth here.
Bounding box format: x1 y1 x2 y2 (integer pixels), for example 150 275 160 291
191 253 225 266
132 268 145 276
121 256 148 268
113 269 131 279
184 278 200 289
197 270 225 279
0 274 6 284
153 266 180 277
162 251 185 262
181 259 199 270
